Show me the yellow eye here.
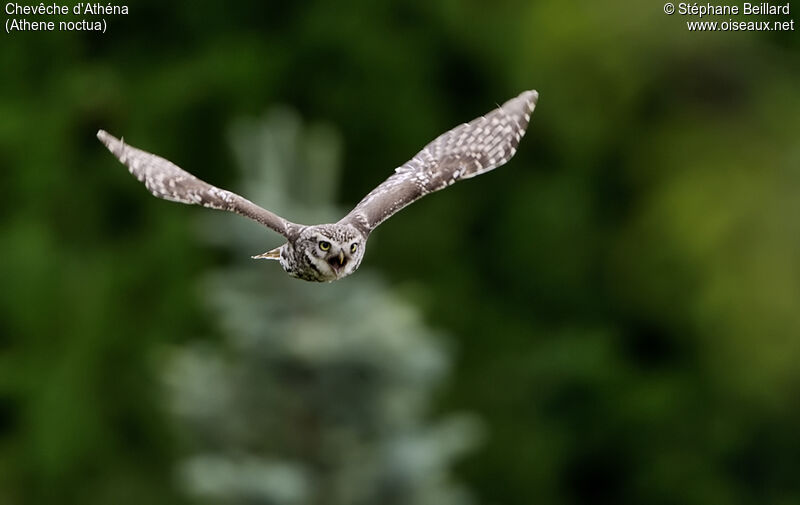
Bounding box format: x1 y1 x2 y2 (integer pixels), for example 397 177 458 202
319 241 331 251
350 243 358 253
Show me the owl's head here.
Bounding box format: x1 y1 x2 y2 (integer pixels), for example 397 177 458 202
254 223 366 282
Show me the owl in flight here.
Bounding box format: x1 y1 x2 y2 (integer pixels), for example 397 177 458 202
98 90 538 282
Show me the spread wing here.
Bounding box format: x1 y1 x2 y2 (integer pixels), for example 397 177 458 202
340 89 538 235
97 130 295 237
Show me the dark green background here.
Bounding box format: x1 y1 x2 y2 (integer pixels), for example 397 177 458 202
2 1 800 504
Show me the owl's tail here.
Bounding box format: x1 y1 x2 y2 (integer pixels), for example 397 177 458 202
252 246 282 260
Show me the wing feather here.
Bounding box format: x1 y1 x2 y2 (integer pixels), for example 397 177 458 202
341 90 538 234
97 130 295 237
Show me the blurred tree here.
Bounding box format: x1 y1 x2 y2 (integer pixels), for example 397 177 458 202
163 109 481 505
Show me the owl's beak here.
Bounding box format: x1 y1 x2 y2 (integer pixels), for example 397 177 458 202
252 247 281 260
327 251 347 273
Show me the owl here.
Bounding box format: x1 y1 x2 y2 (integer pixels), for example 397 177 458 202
98 90 538 282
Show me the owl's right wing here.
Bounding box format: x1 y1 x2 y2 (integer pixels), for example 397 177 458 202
98 130 296 238
340 90 538 235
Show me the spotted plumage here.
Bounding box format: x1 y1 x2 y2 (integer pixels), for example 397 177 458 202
98 90 538 282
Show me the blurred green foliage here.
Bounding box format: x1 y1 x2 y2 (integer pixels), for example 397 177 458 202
165 111 480 505
1 1 799 504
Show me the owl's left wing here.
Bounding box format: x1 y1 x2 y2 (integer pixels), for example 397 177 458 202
340 90 538 235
